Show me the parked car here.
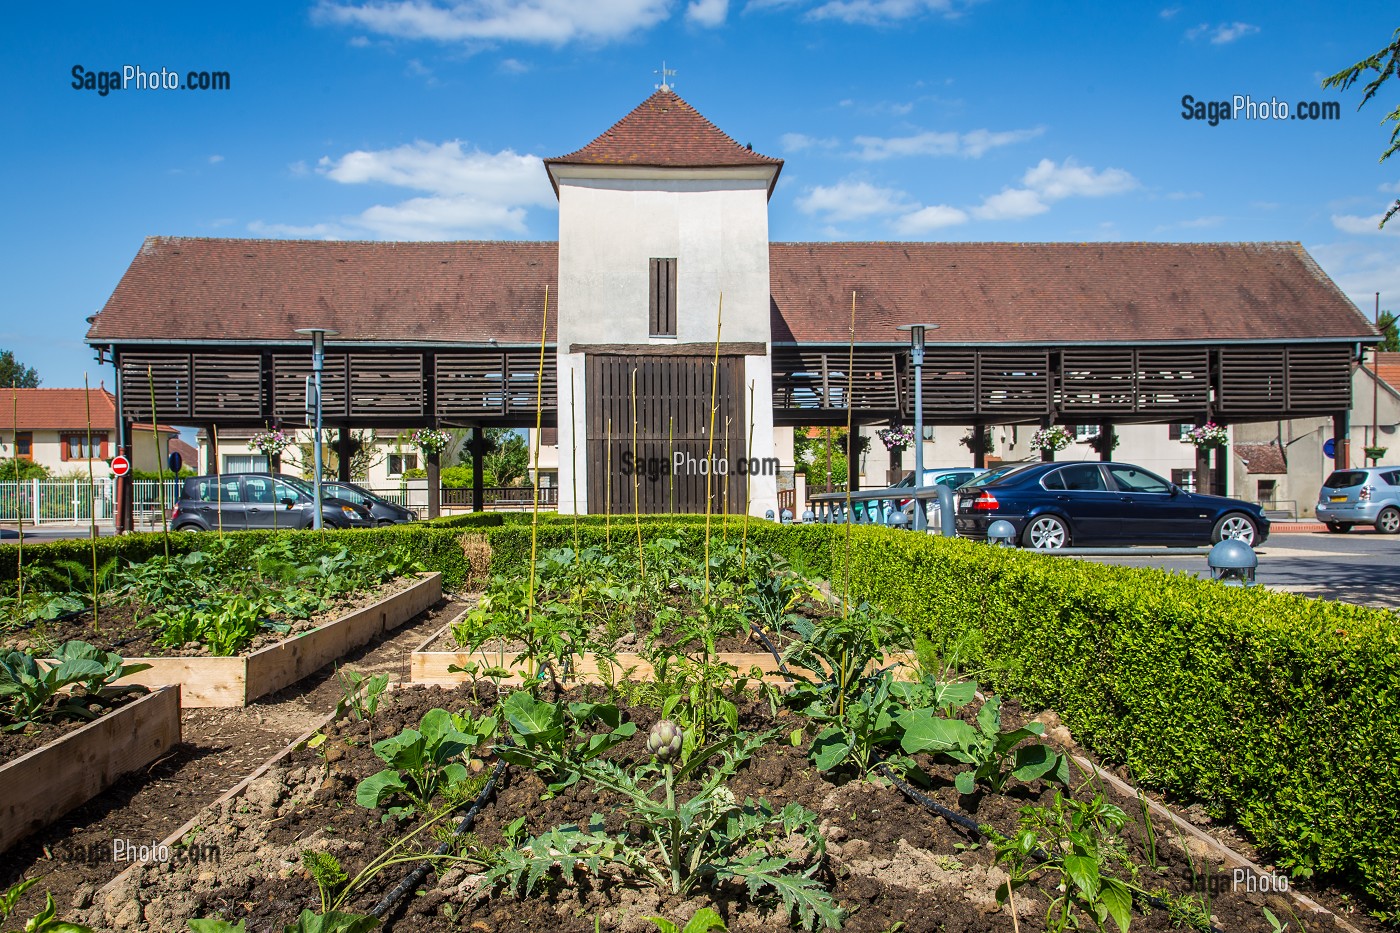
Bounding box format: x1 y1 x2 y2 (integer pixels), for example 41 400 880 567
1315 466 1400 534
321 480 418 525
170 473 373 532
953 461 1270 549
888 466 988 527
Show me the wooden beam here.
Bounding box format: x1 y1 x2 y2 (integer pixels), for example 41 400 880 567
569 342 766 357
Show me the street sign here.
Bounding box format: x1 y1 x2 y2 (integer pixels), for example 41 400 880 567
111 455 131 476
1323 438 1336 460
167 451 183 474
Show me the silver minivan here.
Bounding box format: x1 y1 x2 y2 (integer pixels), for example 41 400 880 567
1316 467 1400 534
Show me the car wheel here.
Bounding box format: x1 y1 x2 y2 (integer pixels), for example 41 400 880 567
173 522 202 533
1023 515 1069 550
378 519 396 527
1212 512 1258 546
1377 507 1400 535
1325 521 1352 534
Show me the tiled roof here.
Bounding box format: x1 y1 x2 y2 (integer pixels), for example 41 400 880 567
87 239 1376 347
87 238 558 346
168 437 199 469
769 242 1376 344
1374 351 1400 391
4 388 117 431
1234 443 1287 474
545 89 782 173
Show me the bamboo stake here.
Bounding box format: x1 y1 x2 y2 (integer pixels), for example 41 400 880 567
630 367 645 582
741 380 755 568
842 291 857 616
12 389 22 605
703 294 723 602
605 416 612 548
526 285 549 673
84 374 99 632
148 366 170 559
211 423 223 538
569 366 580 555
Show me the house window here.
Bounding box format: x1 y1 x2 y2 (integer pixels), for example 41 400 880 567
15 432 32 461
649 257 677 337
223 454 269 473
1168 423 1194 440
1171 468 1196 492
388 452 418 475
1072 424 1098 440
63 433 108 460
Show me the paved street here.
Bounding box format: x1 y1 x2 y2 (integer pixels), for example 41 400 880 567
1066 528 1400 610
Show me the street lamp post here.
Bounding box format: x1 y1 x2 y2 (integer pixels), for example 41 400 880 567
294 327 339 530
896 323 939 532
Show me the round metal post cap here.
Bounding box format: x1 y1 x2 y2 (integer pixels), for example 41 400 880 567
765 509 776 521
801 509 815 523
1207 538 1258 569
987 519 1017 545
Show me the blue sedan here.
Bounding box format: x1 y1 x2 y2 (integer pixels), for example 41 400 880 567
953 461 1269 549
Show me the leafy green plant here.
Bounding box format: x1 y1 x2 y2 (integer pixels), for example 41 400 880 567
496 690 637 792
990 791 1136 933
0 641 151 731
646 907 728 933
355 708 495 819
302 850 349 914
899 695 1069 794
0 878 96 932
489 722 843 930
334 670 390 722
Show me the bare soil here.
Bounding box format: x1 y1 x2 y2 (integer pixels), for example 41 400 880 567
0 594 469 923
0 691 143 763
86 684 1375 933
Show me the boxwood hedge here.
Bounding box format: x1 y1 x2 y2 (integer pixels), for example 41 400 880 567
4 518 1397 914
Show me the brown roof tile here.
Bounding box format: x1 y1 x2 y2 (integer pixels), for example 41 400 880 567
87 237 557 346
1234 443 1287 474
769 241 1377 344
87 239 1375 348
3 388 118 432
1374 351 1400 391
544 89 781 183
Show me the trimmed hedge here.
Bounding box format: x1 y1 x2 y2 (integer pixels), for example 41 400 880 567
6 519 1399 914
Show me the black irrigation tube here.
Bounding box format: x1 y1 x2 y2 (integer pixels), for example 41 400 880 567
752 622 1228 933
370 755 510 922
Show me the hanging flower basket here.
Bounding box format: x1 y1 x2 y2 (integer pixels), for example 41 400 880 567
877 425 915 452
1183 423 1229 449
959 432 993 455
1088 432 1120 455
249 429 294 458
1364 445 1388 462
1029 426 1074 453
412 427 453 456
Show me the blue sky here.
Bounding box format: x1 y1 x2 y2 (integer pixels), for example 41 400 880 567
3 1 1397 394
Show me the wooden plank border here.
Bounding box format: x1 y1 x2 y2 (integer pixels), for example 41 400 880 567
0 685 181 854
97 572 442 707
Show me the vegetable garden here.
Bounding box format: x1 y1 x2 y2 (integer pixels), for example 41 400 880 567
1 518 1397 933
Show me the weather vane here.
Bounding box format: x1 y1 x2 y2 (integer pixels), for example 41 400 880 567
654 61 676 91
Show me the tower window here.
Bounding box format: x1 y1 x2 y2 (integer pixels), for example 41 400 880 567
649 258 677 337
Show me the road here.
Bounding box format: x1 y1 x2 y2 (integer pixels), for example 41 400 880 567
1065 529 1400 609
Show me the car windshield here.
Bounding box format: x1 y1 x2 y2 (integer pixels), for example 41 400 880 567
961 462 1038 489
1323 470 1367 489
279 475 314 496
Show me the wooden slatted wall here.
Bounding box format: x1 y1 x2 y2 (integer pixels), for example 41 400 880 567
272 353 349 423
119 353 192 421
192 353 262 420
349 353 422 418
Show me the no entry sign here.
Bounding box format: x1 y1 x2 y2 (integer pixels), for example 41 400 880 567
110 455 131 477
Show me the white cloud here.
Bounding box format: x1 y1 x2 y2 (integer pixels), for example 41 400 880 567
781 132 839 152
1159 6 1181 19
258 139 556 240
852 126 1042 160
686 0 729 26
498 57 529 73
794 179 914 223
313 0 672 46
1021 157 1137 199
1332 213 1400 235
805 0 980 25
1186 21 1259 44
1380 181 1400 194
972 188 1048 221
1309 240 1400 312
248 220 346 239
972 158 1137 221
208 154 224 165
893 204 968 233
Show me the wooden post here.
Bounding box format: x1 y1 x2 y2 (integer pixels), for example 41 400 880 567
471 427 486 513
1040 418 1054 463
336 428 352 482
426 450 441 519
207 425 220 475
846 428 860 492
1332 411 1350 471
972 424 986 469
1099 423 1115 462
1213 420 1229 497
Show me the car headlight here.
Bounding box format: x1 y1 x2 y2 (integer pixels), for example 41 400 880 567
340 505 358 518
408 511 419 521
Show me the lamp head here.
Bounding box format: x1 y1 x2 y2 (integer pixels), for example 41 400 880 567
896 322 939 351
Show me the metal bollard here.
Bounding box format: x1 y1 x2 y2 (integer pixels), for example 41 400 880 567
987 519 1017 547
1207 538 1257 586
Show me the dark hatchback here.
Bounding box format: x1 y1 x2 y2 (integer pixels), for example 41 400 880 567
321 481 418 525
954 461 1269 549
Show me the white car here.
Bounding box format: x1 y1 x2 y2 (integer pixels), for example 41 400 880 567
893 467 988 529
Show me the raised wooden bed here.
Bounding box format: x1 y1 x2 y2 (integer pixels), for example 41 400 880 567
1 685 181 854
408 615 914 686
105 572 441 707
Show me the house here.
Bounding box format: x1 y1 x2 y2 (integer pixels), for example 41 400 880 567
0 388 180 477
